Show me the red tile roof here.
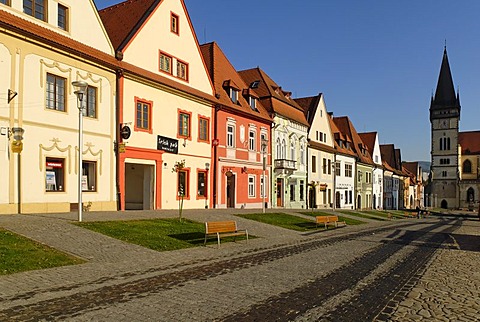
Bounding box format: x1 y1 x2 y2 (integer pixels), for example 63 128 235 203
358 132 377 155
459 131 480 155
98 0 157 50
295 94 322 126
238 68 309 126
328 114 356 158
199 42 271 122
334 116 374 165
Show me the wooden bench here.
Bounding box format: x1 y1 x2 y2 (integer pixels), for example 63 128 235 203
316 215 346 229
204 220 248 247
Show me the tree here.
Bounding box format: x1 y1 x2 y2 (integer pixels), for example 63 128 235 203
172 159 186 222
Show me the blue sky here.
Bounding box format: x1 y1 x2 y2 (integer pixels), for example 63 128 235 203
94 0 480 162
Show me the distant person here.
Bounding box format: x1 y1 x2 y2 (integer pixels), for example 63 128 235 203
416 206 420 219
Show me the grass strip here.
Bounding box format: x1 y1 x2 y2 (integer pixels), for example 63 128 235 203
236 212 323 231
0 229 84 275
337 210 387 221
299 211 366 225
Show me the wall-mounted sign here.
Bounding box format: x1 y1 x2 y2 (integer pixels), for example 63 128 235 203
157 135 178 154
118 143 126 153
11 141 23 153
319 184 328 191
120 125 131 140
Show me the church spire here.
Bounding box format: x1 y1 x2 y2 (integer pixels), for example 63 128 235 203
431 47 460 109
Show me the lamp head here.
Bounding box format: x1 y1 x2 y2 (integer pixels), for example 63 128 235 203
72 81 88 101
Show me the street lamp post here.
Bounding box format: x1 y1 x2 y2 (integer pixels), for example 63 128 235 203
72 81 88 222
261 138 268 213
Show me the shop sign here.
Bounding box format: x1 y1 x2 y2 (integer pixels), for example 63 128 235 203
157 135 178 154
46 161 63 168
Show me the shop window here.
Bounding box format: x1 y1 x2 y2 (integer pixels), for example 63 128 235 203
177 169 190 198
197 171 207 197
45 158 65 192
82 161 97 192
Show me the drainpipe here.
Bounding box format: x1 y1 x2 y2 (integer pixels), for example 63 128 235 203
212 104 219 208
115 69 122 210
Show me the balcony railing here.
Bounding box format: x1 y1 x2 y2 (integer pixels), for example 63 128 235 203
274 159 297 170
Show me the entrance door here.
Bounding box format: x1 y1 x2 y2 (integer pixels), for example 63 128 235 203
308 186 316 209
226 174 235 208
357 195 362 210
441 199 448 209
336 192 341 208
276 178 283 207
373 194 376 209
125 163 154 210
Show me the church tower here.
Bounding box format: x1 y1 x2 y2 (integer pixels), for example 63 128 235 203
430 47 461 209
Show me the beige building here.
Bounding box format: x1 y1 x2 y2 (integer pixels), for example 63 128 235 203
0 0 118 214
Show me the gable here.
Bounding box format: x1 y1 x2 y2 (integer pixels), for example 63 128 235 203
107 0 213 94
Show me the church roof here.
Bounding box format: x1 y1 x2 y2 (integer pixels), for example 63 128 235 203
459 131 480 155
431 47 460 110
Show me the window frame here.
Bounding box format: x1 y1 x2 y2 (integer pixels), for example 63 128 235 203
177 109 192 140
45 158 65 192
312 155 317 173
46 73 66 112
248 175 256 198
159 51 173 75
134 97 152 133
57 3 69 31
170 12 179 35
176 59 189 81
82 160 97 192
345 163 353 177
198 116 210 143
463 160 472 174
177 168 190 200
197 170 207 199
249 129 256 151
230 88 239 104
24 0 47 21
85 86 97 118
227 124 235 148
0 0 11 6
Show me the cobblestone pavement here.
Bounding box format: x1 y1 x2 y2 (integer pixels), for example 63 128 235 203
0 209 479 321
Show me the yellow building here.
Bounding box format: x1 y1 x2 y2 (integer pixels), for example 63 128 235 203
0 0 118 214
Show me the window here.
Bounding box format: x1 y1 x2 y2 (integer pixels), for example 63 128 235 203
24 0 46 21
261 133 268 153
0 0 11 6
176 60 188 81
248 175 255 197
249 97 257 111
440 137 451 151
178 111 190 138
463 160 472 173
440 158 450 165
328 159 332 175
82 161 97 192
86 86 97 118
312 155 316 173
300 180 304 201
349 191 352 204
260 175 267 198
300 145 305 165
45 158 64 192
227 125 235 148
197 171 207 197
345 163 352 177
290 184 295 201
159 52 172 74
135 99 151 132
58 4 68 31
249 129 256 151
46 73 66 111
177 169 189 198
230 88 238 104
375 155 379 163
281 139 286 159
335 161 341 176
290 142 295 161
344 191 348 204
442 171 447 177
199 117 209 142
323 158 327 174
171 12 179 35
358 171 362 182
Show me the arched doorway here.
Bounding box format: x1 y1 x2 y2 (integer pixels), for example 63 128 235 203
357 195 362 210
467 187 475 203
441 199 448 209
410 196 414 208
335 191 341 208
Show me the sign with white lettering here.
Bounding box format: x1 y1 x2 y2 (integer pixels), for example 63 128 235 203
157 135 178 154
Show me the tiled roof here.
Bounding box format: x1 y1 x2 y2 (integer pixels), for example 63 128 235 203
0 8 117 68
459 131 480 155
199 42 271 122
431 47 460 109
334 116 374 165
295 94 322 126
402 162 419 177
358 132 377 155
0 8 215 105
238 68 309 126
99 0 158 51
308 140 336 154
328 114 356 158
380 144 406 176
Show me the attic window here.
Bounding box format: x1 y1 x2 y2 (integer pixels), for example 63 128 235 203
171 13 179 35
250 80 260 89
230 88 239 104
159 52 173 74
249 97 258 111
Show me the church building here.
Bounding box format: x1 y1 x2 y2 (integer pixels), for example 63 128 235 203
429 47 480 209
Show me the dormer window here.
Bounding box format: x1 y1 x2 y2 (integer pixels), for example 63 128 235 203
58 4 68 31
230 88 238 104
249 97 257 111
0 0 11 6
171 13 179 35
24 0 47 21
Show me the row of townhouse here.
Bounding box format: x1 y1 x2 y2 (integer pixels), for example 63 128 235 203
0 0 423 215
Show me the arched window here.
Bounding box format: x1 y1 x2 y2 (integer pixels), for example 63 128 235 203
467 187 475 202
276 138 281 159
439 138 443 151
463 160 472 173
447 137 450 150
300 144 305 165
290 142 295 161
281 139 286 159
